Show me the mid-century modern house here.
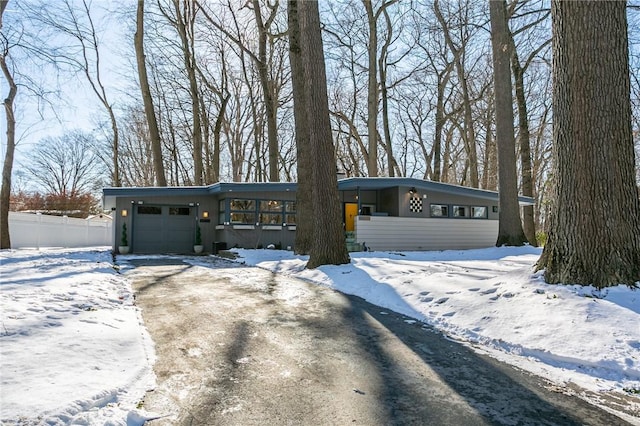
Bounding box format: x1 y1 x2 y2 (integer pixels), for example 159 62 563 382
102 177 534 254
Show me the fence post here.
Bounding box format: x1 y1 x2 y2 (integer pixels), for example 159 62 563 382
36 213 42 249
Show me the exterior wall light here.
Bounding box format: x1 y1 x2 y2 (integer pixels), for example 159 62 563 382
409 187 417 195
202 211 209 219
121 209 128 217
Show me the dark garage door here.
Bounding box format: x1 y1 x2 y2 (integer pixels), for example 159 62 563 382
132 205 196 253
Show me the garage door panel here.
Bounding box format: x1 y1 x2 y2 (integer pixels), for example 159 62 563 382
133 205 196 253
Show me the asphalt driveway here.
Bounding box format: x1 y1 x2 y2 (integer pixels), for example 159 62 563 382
125 256 632 425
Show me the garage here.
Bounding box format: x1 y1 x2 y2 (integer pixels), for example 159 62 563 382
132 204 196 253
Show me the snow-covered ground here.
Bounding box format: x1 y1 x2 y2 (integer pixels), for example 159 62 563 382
0 248 156 425
1 245 639 424
230 246 640 420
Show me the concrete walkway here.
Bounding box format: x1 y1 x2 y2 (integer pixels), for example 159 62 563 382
125 257 632 425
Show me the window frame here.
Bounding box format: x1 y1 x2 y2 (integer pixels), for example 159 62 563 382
429 204 449 218
452 205 468 218
471 206 488 219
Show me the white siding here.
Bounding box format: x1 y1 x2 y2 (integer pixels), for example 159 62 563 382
355 216 498 251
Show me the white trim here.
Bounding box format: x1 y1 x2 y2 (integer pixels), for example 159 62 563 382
233 225 255 230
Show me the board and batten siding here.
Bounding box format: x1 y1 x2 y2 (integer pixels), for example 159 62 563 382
355 216 499 251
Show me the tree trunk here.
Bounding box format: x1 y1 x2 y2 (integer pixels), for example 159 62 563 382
378 6 396 177
252 0 279 182
288 0 313 255
0 22 16 249
298 0 350 268
363 0 378 177
173 0 203 185
433 0 478 187
508 24 539 246
537 0 640 288
489 0 528 247
135 0 166 186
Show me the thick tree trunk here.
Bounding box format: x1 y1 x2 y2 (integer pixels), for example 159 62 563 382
298 0 350 268
135 0 166 186
0 38 16 249
537 0 640 288
287 0 313 255
490 0 528 247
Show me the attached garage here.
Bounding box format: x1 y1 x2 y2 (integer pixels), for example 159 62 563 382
132 204 196 254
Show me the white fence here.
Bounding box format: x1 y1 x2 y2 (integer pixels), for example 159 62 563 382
8 212 113 249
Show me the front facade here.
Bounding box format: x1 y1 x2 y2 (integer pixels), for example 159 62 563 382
102 178 534 254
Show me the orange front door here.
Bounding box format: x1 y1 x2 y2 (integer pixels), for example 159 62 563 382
345 203 358 232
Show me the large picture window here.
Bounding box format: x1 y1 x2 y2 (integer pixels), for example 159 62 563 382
225 198 295 225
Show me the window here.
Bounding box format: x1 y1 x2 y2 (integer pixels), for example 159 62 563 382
230 199 255 224
453 205 468 217
169 207 190 216
258 200 284 224
226 198 296 225
259 214 282 224
230 199 254 211
285 201 296 224
218 199 226 224
471 206 487 219
260 200 283 212
430 204 449 217
138 206 161 215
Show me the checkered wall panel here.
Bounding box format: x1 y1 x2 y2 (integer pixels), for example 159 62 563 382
409 196 423 213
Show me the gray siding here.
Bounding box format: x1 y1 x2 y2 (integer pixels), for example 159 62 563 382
355 216 499 251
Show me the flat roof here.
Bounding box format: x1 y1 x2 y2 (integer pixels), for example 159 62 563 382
103 178 534 210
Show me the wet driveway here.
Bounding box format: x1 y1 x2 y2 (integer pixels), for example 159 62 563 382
124 256 632 425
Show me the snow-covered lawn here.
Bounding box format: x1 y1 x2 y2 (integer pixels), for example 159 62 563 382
0 248 155 425
1 245 639 424
230 247 640 411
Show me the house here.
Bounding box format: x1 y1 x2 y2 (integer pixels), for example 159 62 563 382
102 177 534 254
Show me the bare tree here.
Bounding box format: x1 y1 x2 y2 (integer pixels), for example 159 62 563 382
0 0 16 249
434 0 480 188
135 0 167 186
23 131 103 197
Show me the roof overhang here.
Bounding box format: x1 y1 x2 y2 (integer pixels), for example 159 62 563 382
102 178 534 210
338 177 535 205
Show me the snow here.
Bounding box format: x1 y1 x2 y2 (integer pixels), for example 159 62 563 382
231 246 640 399
1 245 639 424
0 248 156 425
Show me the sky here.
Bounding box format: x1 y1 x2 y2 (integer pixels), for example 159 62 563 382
0 0 131 191
1 246 638 424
